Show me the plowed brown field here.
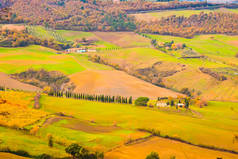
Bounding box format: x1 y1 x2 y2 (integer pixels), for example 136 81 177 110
70 70 183 98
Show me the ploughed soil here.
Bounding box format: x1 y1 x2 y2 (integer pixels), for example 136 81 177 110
0 72 41 92
63 119 121 134
94 32 150 48
1 24 26 32
0 152 29 159
105 137 238 159
70 70 183 99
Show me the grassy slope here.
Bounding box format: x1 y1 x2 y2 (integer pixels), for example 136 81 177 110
0 45 111 74
144 34 238 100
0 126 67 157
105 136 238 159
98 47 228 68
1 93 238 157
147 34 238 65
131 8 238 21
95 33 238 101
0 152 30 159
39 95 238 152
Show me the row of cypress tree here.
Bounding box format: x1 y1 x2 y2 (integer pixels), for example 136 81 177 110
48 91 133 104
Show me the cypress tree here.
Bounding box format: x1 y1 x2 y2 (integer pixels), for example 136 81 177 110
129 96 132 104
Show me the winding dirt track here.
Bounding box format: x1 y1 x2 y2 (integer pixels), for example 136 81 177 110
0 72 41 92
70 70 183 98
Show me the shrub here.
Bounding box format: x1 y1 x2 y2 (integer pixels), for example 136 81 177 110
65 143 102 159
47 134 53 147
135 97 150 106
235 53 238 58
181 88 191 97
146 152 160 159
15 150 29 157
38 154 52 159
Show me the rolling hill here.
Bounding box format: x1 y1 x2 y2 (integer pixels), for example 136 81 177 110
70 70 182 98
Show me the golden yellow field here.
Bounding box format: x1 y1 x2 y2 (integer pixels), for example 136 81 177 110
0 91 48 128
0 152 29 159
105 137 238 159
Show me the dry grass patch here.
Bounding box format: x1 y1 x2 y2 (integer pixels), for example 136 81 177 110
94 32 150 48
1 24 26 32
0 91 48 128
0 152 29 159
63 119 121 134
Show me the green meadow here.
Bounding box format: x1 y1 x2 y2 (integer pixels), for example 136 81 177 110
0 126 67 157
146 34 238 67
1 93 238 157
38 95 238 152
0 45 111 74
98 47 229 68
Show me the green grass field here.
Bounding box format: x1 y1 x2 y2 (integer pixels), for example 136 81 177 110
0 126 67 157
98 47 229 69
1 93 238 158
146 34 238 67
0 45 112 74
38 95 238 152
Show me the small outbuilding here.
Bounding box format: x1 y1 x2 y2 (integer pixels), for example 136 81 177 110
177 103 184 108
156 102 168 107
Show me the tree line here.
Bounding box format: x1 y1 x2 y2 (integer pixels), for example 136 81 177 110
1 1 225 33
48 90 133 104
0 29 71 50
136 12 238 38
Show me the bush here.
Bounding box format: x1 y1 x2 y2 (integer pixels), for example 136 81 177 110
38 154 52 159
146 152 160 159
47 134 53 147
15 150 30 157
65 143 101 159
235 53 238 58
135 97 150 106
181 88 191 97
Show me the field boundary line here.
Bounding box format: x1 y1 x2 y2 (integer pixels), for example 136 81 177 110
138 128 238 155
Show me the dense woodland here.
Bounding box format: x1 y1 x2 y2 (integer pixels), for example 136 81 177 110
137 12 238 37
1 1 238 37
0 29 71 50
11 69 75 91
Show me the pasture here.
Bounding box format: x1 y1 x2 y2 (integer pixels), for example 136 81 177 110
146 34 238 66
0 45 113 74
131 8 238 22
0 91 238 158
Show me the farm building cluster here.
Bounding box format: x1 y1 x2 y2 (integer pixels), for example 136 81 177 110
154 97 190 109
65 48 97 53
